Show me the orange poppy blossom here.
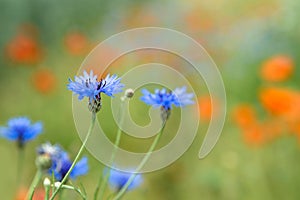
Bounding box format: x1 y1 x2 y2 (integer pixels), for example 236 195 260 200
233 104 257 129
6 32 43 64
242 124 265 146
241 119 285 147
198 95 220 122
15 187 44 200
184 9 215 32
31 69 56 94
233 104 286 146
233 105 266 146
64 31 90 56
260 55 294 82
259 87 300 116
122 7 158 28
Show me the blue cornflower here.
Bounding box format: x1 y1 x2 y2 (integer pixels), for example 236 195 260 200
51 152 89 181
140 86 194 120
37 143 89 181
67 70 124 112
0 117 43 148
107 168 142 191
37 142 62 160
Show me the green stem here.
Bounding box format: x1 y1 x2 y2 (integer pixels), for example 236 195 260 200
26 169 42 200
44 186 50 200
49 112 96 200
113 121 167 200
96 100 126 200
17 148 25 186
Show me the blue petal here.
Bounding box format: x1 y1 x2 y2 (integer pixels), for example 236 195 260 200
23 122 43 142
108 168 142 190
70 157 89 179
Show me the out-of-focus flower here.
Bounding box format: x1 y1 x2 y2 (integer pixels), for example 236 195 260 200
37 142 62 159
6 33 42 64
123 7 157 28
184 9 214 32
37 143 88 181
259 87 299 116
141 86 194 121
198 95 220 121
240 117 285 147
0 117 43 148
50 152 88 181
141 87 194 110
243 124 265 146
15 187 44 200
233 105 257 129
68 70 124 113
32 69 56 94
64 32 90 55
107 168 142 191
260 55 294 82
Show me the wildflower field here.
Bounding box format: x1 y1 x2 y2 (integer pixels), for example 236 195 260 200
0 0 300 200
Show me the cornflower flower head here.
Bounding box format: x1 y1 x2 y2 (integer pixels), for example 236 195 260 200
0 117 43 148
141 86 194 121
107 168 142 191
36 142 62 170
37 142 62 160
50 152 89 181
67 70 124 113
37 143 89 181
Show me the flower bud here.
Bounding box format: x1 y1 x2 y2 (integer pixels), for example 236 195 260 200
125 89 134 98
43 178 51 188
35 154 52 170
54 182 61 188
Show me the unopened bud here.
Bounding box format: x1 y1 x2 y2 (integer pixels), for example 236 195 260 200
125 89 134 98
35 154 52 170
43 178 51 188
54 182 61 188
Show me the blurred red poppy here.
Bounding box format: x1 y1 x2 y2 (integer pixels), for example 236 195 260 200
260 55 294 82
259 87 299 116
243 124 265 146
233 104 257 129
15 187 44 200
32 69 56 94
198 96 213 121
6 33 42 64
64 32 90 55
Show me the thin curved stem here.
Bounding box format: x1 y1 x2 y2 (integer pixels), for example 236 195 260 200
58 184 87 200
17 148 25 187
26 169 42 200
113 121 167 200
96 99 126 200
44 186 50 200
49 112 96 200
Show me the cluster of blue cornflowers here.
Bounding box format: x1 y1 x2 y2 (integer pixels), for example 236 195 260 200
0 70 194 200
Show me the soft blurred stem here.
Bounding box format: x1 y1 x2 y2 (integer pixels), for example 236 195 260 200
113 120 167 200
17 148 25 187
96 98 126 200
26 169 42 200
49 112 96 200
44 186 50 200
